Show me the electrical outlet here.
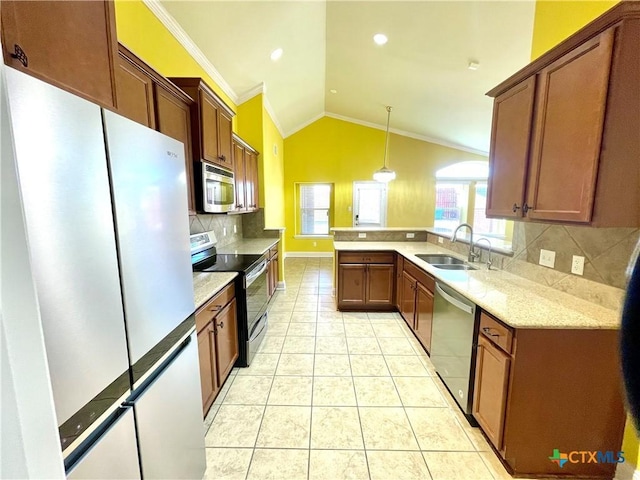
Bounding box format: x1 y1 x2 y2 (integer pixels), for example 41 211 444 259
358 233 367 238
406 233 415 239
438 237 444 244
233 224 237 234
571 255 585 275
223 227 227 237
539 249 556 268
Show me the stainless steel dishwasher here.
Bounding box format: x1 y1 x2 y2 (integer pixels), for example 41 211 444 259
430 282 478 419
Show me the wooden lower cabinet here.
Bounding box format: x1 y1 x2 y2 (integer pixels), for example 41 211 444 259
267 244 279 299
473 311 626 478
195 282 238 416
400 271 417 328
414 283 434 352
337 251 395 310
197 323 217 412
395 255 404 310
214 299 238 385
473 334 510 450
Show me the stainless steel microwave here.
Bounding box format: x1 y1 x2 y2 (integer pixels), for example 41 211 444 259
201 162 235 213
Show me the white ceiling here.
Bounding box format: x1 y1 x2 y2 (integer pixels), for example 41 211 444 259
160 1 536 154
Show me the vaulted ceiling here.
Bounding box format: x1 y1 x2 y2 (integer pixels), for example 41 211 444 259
160 1 536 154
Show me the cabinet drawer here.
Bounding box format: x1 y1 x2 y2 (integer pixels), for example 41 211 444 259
403 260 435 292
196 282 235 332
479 312 513 354
339 251 395 264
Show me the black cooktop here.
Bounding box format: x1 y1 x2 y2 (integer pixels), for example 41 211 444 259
192 250 263 273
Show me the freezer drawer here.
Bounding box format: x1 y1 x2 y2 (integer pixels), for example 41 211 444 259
134 333 206 479
66 409 140 479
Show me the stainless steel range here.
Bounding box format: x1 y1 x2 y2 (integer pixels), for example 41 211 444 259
190 231 269 366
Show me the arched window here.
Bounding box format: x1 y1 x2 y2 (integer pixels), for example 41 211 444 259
434 161 509 239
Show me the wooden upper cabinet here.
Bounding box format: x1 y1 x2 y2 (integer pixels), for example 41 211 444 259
245 150 259 210
233 141 247 210
115 51 156 129
526 30 613 223
154 84 195 214
486 77 535 218
1 0 118 108
486 3 640 227
169 78 236 171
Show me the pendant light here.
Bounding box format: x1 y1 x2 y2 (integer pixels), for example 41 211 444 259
373 105 396 182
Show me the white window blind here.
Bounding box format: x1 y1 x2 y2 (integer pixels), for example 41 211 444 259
300 184 331 235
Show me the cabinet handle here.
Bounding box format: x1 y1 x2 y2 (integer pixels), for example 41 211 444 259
218 155 226 162
482 327 501 338
209 305 223 312
216 321 224 329
523 203 533 214
512 203 521 213
10 44 28 67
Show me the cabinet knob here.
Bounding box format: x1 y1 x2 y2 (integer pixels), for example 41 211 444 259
512 203 521 213
523 203 533 214
482 327 500 338
218 155 226 162
216 321 224 329
10 44 28 67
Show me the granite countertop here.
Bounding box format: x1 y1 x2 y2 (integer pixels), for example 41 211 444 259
334 241 621 330
193 272 238 310
216 238 279 255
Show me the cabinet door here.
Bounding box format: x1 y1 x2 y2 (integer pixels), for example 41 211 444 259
218 109 234 169
214 299 239 385
155 84 195 214
115 53 156 128
338 264 367 307
473 335 511 450
1 1 118 108
199 90 221 165
233 141 247 210
245 151 259 210
366 264 395 306
415 283 434 353
271 253 279 296
486 77 535 218
197 324 217 415
526 30 614 223
400 271 417 328
395 255 404 309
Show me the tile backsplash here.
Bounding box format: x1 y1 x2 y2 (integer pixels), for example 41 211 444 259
428 221 639 310
189 214 243 248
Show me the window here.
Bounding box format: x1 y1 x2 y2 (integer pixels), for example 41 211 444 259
299 184 331 235
434 162 510 240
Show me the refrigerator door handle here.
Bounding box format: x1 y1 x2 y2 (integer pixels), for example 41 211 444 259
126 331 193 405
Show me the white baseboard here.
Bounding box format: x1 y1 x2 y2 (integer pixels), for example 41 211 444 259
276 281 286 290
284 252 334 258
615 461 640 480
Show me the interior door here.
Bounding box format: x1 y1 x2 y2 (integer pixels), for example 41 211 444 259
353 181 387 227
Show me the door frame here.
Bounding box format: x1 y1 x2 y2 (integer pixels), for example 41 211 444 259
352 181 388 227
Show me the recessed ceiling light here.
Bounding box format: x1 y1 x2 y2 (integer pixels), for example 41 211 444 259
373 33 388 46
270 48 283 61
330 89 337 94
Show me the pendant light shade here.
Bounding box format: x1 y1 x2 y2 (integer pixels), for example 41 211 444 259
373 105 396 183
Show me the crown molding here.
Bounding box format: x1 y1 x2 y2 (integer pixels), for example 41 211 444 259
237 83 265 105
325 112 489 156
141 0 238 104
284 112 327 138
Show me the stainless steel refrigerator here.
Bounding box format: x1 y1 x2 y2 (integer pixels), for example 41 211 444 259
5 68 206 478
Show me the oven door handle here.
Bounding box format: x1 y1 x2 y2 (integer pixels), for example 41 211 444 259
246 260 268 287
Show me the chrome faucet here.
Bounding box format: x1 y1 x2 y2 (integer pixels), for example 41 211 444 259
474 237 493 270
451 223 479 262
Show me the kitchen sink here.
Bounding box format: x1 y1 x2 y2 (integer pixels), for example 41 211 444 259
415 254 465 265
433 264 478 271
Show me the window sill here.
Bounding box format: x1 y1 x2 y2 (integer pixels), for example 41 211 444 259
294 235 332 239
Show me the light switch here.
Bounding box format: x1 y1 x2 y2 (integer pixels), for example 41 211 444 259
539 249 556 268
438 237 444 244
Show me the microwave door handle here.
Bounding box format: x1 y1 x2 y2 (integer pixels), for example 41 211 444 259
246 260 268 287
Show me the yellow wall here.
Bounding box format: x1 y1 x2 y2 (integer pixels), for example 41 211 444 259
530 1 619 59
531 0 638 468
114 0 237 116
283 116 487 253
262 107 285 228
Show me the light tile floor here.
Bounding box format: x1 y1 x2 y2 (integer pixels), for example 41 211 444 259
202 257 516 480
